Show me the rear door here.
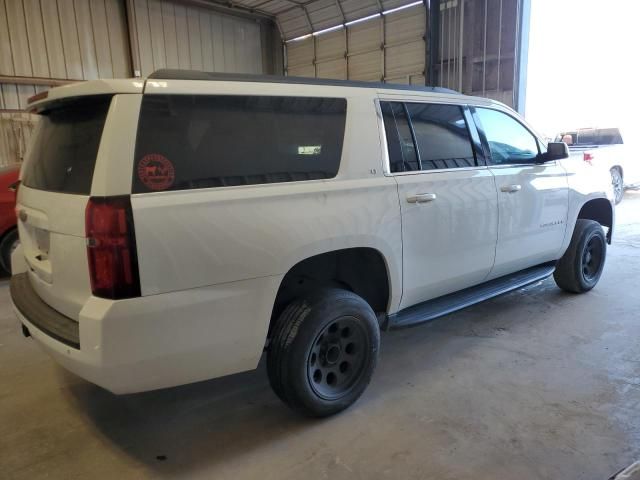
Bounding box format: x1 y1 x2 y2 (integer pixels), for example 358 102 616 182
17 95 113 320
472 106 569 279
379 99 499 309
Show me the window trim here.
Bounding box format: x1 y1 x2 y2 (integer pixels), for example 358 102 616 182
376 99 485 176
470 105 550 168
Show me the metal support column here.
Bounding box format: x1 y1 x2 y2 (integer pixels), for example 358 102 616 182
427 0 440 86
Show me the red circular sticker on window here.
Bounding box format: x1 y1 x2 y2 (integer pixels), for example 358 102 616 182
137 154 175 191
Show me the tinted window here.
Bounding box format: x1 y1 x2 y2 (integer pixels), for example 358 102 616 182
380 102 405 173
133 95 346 193
474 108 539 164
406 103 475 170
595 128 623 145
22 95 111 194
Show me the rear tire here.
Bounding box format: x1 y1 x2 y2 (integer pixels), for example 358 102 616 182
554 219 606 293
611 167 624 204
267 288 380 417
0 229 19 274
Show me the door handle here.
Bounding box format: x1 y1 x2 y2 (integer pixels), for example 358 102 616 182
407 193 437 204
500 184 522 193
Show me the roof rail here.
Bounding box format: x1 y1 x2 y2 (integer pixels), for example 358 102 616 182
148 69 459 94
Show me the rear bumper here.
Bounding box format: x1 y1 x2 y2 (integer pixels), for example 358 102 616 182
11 272 282 394
11 274 79 348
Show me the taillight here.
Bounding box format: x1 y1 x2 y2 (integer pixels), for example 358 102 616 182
583 152 595 165
85 196 141 299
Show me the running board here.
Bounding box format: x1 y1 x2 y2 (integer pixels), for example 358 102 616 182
387 263 556 330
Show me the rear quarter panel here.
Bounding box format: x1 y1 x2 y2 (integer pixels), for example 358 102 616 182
130 90 403 313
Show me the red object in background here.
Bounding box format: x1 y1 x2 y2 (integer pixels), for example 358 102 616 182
583 152 595 165
0 165 19 236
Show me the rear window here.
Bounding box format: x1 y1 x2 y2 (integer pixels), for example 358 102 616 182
132 95 347 193
22 95 112 195
557 128 623 146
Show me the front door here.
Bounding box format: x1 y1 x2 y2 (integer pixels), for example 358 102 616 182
472 107 569 279
379 100 499 310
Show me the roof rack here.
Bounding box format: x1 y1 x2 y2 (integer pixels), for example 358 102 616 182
148 69 459 95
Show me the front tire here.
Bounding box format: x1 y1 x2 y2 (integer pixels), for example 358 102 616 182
267 288 380 417
611 167 624 204
554 219 607 293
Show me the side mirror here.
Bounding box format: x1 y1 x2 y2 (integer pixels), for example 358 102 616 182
539 142 569 162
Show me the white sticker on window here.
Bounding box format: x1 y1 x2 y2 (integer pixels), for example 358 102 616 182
298 145 322 155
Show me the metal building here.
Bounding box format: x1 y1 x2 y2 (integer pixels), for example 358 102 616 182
0 0 530 166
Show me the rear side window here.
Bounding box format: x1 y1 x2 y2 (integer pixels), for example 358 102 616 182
381 102 420 172
22 95 112 194
405 103 475 170
381 101 475 172
133 95 347 193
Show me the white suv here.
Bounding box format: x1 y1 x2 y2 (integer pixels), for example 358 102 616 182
11 71 615 417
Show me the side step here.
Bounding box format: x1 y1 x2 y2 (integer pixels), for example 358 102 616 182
387 263 556 330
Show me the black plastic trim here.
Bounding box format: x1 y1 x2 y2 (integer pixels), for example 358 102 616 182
147 69 459 94
387 262 556 330
10 273 80 349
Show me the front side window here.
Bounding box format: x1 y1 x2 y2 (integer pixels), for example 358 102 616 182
474 108 539 165
133 95 347 193
406 103 475 170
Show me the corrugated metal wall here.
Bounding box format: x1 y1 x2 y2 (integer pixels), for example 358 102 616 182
434 0 523 107
130 0 263 76
0 0 270 166
286 6 426 85
284 0 527 109
0 0 131 109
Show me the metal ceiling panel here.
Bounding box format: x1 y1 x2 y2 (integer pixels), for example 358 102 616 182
220 0 421 39
347 17 382 53
340 0 380 21
316 58 347 79
316 28 346 60
286 36 315 67
348 50 381 81
307 0 344 31
386 40 424 77
385 6 425 45
278 7 311 39
287 63 316 76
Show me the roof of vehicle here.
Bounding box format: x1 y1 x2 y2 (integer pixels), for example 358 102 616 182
28 70 502 112
148 69 460 95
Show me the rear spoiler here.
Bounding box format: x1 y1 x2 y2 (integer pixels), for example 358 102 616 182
27 79 144 112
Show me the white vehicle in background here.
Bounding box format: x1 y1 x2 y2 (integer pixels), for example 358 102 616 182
555 127 640 204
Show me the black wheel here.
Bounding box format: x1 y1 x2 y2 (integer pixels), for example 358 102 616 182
267 288 380 417
611 167 624 204
0 229 19 274
554 219 606 293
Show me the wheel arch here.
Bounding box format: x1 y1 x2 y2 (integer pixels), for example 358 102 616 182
269 247 394 337
577 197 614 244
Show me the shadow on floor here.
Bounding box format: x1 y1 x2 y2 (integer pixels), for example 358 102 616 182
60 279 572 476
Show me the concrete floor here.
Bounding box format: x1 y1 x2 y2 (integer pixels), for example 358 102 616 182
1 192 639 480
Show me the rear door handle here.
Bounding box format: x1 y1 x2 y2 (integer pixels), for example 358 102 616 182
407 193 437 204
500 184 522 193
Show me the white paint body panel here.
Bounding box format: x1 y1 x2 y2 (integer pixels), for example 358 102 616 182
395 168 498 308
487 163 569 279
11 77 614 394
